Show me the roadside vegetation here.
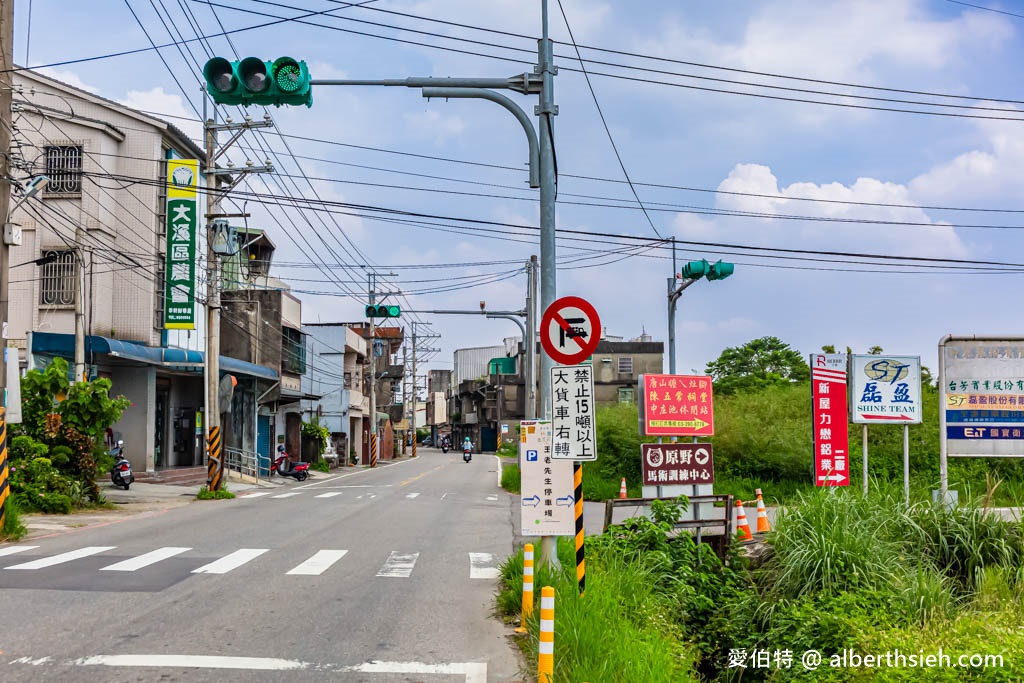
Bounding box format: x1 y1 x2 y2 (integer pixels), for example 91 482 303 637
197 486 236 500
8 358 130 514
1 497 27 541
499 490 1024 682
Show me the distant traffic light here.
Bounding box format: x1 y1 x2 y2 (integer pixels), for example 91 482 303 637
707 260 735 281
203 56 313 107
365 304 401 318
681 259 709 279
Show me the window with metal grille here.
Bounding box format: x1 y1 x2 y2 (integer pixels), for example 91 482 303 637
618 356 633 374
39 250 77 305
281 326 307 375
618 386 635 404
44 146 83 193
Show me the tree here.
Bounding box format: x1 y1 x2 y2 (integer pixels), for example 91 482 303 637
705 336 809 395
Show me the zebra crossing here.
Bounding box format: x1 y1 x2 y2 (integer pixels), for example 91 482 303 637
0 545 501 580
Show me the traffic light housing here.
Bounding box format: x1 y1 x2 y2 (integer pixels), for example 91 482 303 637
365 304 401 318
203 56 313 107
707 260 735 280
681 259 709 279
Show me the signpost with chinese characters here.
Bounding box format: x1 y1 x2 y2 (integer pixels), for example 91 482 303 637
641 443 714 486
639 374 715 437
163 159 199 329
519 420 574 536
551 364 596 461
810 354 850 488
850 356 922 424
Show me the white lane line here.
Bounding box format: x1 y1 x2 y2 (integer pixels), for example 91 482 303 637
241 491 272 498
486 495 498 501
6 546 115 570
440 492 448 500
294 455 421 489
0 545 39 558
405 493 420 499
314 492 343 498
271 492 300 499
469 553 501 580
100 547 191 572
56 654 487 681
376 551 420 578
191 549 269 574
286 550 348 576
369 494 377 499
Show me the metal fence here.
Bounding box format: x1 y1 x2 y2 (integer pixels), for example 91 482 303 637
223 447 268 482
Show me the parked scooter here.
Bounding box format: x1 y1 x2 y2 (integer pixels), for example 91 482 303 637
271 445 310 481
109 440 134 490
441 435 450 454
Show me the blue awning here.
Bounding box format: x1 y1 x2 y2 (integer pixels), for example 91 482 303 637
31 332 278 381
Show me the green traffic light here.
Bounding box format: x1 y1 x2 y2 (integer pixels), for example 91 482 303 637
365 304 401 318
202 56 312 108
387 305 401 317
707 260 735 281
682 259 709 279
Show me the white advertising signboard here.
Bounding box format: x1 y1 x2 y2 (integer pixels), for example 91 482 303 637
551 364 596 461
941 339 1024 458
850 355 922 424
519 420 575 536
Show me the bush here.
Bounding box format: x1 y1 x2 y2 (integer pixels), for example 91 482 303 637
1 498 27 541
500 463 520 493
197 486 236 500
312 460 331 473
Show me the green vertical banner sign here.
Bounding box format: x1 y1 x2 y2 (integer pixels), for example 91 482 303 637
164 159 199 329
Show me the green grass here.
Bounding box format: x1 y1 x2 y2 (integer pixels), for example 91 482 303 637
1 498 27 541
500 463 521 494
196 486 236 500
497 539 696 682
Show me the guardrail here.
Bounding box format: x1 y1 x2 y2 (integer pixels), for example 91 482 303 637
223 447 266 482
602 494 735 561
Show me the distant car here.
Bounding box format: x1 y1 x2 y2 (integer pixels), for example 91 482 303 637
420 436 433 446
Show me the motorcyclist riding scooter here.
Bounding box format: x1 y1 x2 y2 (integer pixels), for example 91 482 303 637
462 437 473 463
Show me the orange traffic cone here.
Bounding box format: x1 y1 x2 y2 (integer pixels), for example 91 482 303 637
755 488 772 533
619 477 628 499
735 500 753 543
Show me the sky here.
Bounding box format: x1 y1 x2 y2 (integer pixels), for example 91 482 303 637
13 0 1024 380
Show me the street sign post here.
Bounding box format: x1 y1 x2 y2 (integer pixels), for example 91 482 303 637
551 364 596 461
850 355 922 424
639 374 715 437
810 354 850 487
540 296 601 366
520 420 574 536
641 443 714 486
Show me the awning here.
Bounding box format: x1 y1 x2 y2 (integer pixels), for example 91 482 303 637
31 332 278 382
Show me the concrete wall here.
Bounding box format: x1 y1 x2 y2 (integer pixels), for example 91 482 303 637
111 366 156 473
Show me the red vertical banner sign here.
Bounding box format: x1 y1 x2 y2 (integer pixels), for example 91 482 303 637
810 354 850 487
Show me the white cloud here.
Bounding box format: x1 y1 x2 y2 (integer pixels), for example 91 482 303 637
36 67 100 94
403 108 467 146
118 87 202 141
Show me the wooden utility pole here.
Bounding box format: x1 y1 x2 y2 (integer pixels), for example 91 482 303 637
0 0 16 529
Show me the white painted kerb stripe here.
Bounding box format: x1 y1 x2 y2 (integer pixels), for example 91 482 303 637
376 551 419 578
191 549 269 574
6 546 115 570
272 492 300 499
101 547 191 572
468 553 500 579
314 492 343 498
0 545 39 558
286 550 348 575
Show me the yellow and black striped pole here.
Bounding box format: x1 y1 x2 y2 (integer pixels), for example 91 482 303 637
0 407 9 531
205 425 222 491
412 433 417 459
496 431 502 453
538 586 555 683
370 433 378 468
574 462 584 596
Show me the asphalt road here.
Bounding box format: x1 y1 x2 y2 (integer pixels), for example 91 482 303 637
0 449 522 682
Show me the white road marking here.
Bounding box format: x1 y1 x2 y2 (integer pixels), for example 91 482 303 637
405 493 420 499
369 494 377 499
486 495 498 501
271 492 300 499
191 549 269 574
41 654 487 681
294 455 420 489
0 545 39 558
6 546 115 570
100 547 191 572
241 491 272 498
468 553 500 579
314 492 343 498
286 550 348 575
440 492 448 500
376 551 420 578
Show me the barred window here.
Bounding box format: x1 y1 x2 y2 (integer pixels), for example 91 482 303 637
44 146 83 193
618 356 633 374
39 250 77 306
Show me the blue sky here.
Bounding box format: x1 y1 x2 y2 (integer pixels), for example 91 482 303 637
15 0 1024 377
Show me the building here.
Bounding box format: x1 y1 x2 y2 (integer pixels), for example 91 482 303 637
8 68 274 474
301 323 368 463
349 323 404 462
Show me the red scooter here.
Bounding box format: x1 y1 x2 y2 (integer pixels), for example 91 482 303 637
271 445 309 481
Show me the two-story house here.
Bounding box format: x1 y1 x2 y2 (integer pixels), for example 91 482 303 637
301 323 368 463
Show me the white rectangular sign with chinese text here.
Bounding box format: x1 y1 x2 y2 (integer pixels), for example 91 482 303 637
850 355 922 424
551 364 597 461
520 420 574 536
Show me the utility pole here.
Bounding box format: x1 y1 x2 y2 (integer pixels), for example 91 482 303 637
411 322 417 459
73 245 87 382
0 0 14 530
402 340 409 456
367 272 378 468
525 255 538 419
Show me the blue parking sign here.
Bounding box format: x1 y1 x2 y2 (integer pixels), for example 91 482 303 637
526 449 538 462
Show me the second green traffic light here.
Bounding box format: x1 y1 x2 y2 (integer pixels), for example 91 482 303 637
203 56 312 107
682 259 735 281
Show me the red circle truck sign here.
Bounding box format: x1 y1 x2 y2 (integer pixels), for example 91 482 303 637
540 296 601 365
